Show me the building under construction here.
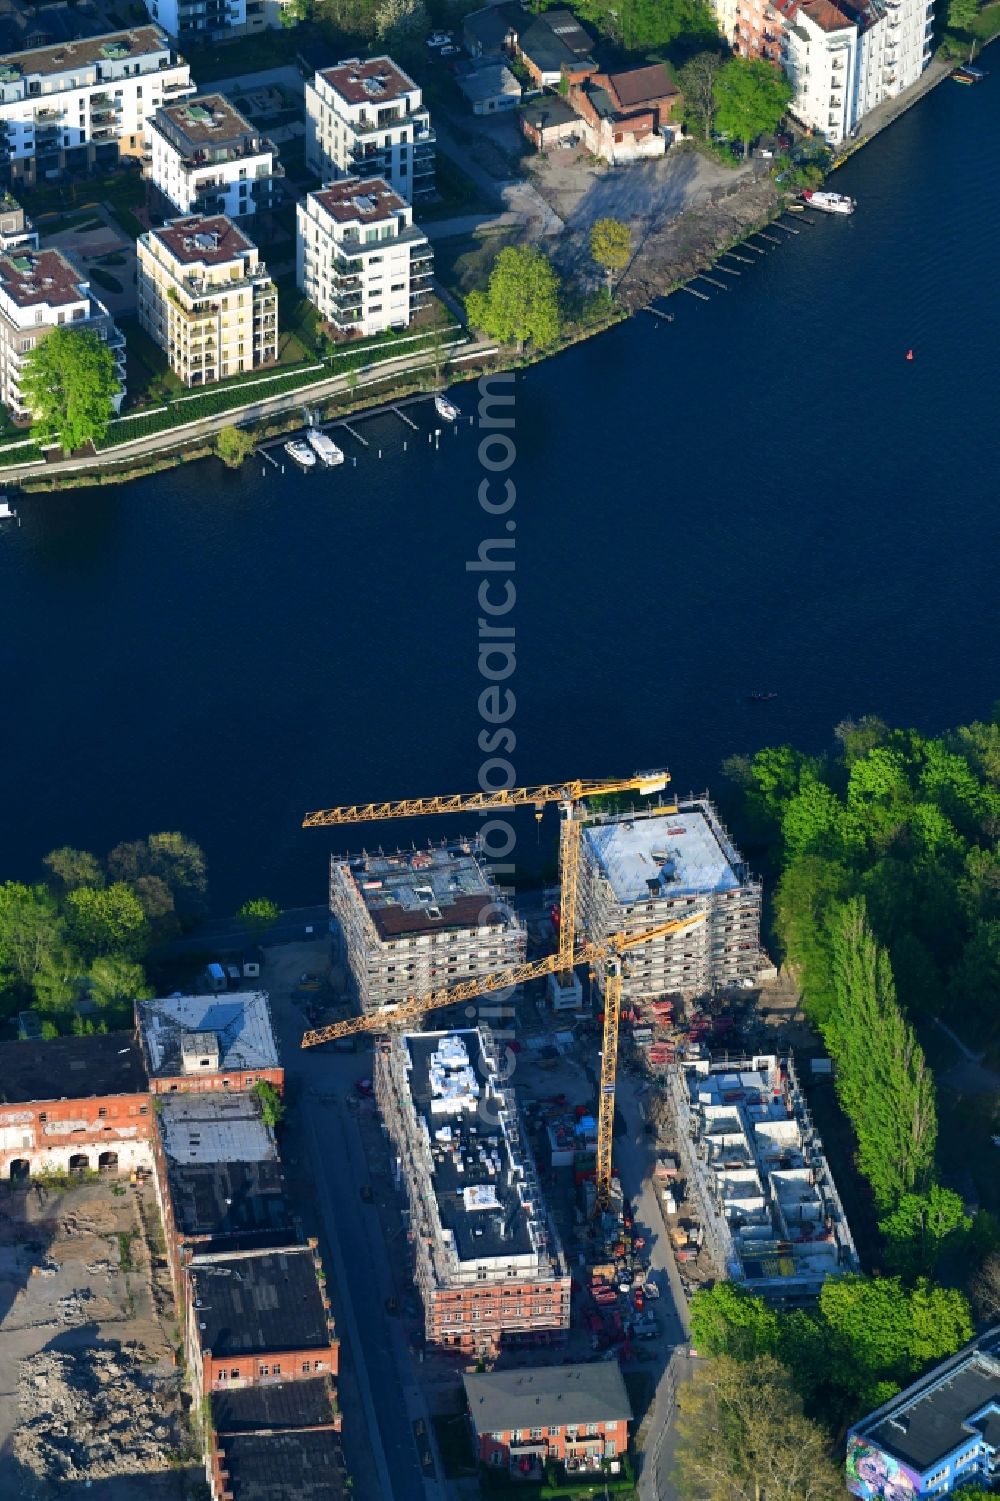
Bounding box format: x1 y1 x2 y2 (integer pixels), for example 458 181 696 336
330 843 526 1016
375 1027 571 1356
577 797 761 999
665 1052 858 1305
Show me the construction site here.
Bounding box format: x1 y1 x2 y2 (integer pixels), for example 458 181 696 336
0 1176 195 1500
329 843 527 1015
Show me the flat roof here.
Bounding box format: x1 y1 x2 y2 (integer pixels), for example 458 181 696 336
158 1094 277 1166
338 843 514 941
311 178 405 227
0 1033 145 1103
521 96 578 129
169 1160 293 1246
318 55 417 106
148 216 256 270
519 11 594 72
138 991 278 1077
456 63 522 103
213 1375 336 1435
583 806 742 903
856 1331 1000 1475
0 247 85 309
190 1248 330 1359
216 1430 349 1500
404 1030 533 1264
0 26 169 82
156 92 253 147
464 1362 632 1432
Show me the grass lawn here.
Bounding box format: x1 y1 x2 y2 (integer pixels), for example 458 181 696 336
183 27 306 83
971 0 1000 41
420 152 494 221
432 227 520 301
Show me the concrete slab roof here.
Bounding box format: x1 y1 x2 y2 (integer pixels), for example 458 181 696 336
584 807 741 903
158 1093 277 1166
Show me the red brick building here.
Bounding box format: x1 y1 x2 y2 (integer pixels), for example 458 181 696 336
136 992 284 1097
463 1363 632 1480
0 1034 152 1181
185 1246 339 1405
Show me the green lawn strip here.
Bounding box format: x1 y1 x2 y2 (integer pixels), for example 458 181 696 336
96 329 465 450
970 0 1000 39
0 440 44 468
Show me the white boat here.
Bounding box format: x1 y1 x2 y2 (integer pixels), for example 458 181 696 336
306 429 345 467
284 439 317 469
0 496 14 519
434 393 460 422
802 190 855 216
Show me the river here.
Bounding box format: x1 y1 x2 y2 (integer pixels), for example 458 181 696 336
2 62 998 912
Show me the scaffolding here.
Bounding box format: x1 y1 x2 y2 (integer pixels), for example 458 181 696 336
578 796 762 1001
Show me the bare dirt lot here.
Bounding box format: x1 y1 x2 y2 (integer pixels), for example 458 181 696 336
0 1181 199 1501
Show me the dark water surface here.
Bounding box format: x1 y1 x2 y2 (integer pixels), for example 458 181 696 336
3 67 999 910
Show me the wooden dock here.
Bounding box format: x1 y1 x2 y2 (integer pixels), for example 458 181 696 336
681 284 710 301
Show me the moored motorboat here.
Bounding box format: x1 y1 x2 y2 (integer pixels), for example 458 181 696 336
953 65 986 83
284 439 317 469
0 496 14 519
434 393 460 422
802 190 856 215
306 429 345 467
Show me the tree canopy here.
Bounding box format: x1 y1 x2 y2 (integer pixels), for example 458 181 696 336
713 57 792 155
679 51 724 139
215 426 256 469
0 832 208 1030
21 325 119 454
590 218 632 289
674 1354 842 1501
238 897 281 945
465 246 561 352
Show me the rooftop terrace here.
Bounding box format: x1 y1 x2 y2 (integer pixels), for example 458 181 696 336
149 216 257 271
318 55 419 107
311 178 406 227
0 247 85 309
0 26 170 83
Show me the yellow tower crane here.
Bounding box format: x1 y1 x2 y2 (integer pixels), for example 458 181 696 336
300 914 705 1209
302 768 675 975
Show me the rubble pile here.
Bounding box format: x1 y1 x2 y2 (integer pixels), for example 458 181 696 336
14 1344 180 1481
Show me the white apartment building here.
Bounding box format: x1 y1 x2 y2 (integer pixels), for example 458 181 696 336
0 247 125 421
0 192 36 252
305 56 435 204
782 0 930 144
137 215 278 386
143 0 289 45
782 0 860 143
147 93 281 220
296 177 433 339
0 27 192 188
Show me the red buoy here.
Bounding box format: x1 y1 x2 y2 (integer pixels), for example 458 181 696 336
905 349 914 361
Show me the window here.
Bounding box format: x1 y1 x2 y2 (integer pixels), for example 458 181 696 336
260 1364 269 1376
98 1108 107 1118
231 1369 239 1379
530 1428 542 1440
39 1112 47 1122
606 1439 617 1457
302 1361 311 1373
139 1105 148 1115
586 1423 599 1436
272 1363 281 1375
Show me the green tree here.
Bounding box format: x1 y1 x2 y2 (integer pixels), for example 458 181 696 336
214 425 256 469
679 51 724 140
835 715 889 766
237 897 281 946
108 833 208 920
65 883 149 960
713 57 792 158
673 1354 842 1501
21 326 119 454
280 0 310 21
576 0 717 53
879 1186 971 1279
465 246 561 353
0 882 66 994
88 955 152 1012
374 0 428 51
33 941 82 1012
946 0 979 30
590 217 632 291
252 1079 285 1128
825 898 936 1209
689 1283 780 1360
42 847 104 891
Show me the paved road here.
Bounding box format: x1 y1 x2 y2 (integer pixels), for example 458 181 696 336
614 1073 693 1501
271 991 445 1501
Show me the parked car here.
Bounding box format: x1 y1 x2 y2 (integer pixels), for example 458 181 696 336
440 44 461 56
426 31 451 46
